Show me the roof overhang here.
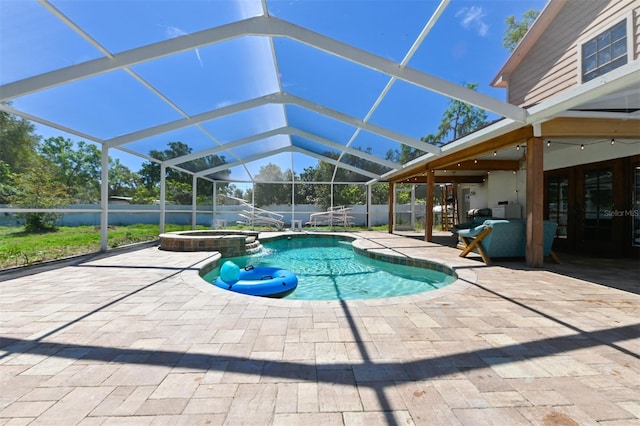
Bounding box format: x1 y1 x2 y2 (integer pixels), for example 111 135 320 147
388 59 640 183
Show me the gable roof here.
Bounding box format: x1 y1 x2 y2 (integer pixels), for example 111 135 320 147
491 0 566 88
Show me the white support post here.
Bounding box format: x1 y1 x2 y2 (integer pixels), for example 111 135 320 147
160 164 166 234
291 180 295 228
410 184 416 229
191 175 197 229
330 183 334 210
213 181 217 229
100 145 109 251
251 182 255 228
367 184 372 230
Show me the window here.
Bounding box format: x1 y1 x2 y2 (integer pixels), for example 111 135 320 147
582 19 627 83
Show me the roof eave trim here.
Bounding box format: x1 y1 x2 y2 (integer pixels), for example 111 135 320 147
490 0 567 88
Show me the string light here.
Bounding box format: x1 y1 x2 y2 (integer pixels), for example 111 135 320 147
543 139 621 150
493 151 497 156
516 145 520 150
474 159 478 164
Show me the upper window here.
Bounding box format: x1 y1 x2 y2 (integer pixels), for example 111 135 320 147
582 20 628 83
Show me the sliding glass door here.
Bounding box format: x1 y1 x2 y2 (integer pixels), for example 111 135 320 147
582 167 613 243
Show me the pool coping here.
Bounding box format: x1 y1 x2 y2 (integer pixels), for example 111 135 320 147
181 231 476 307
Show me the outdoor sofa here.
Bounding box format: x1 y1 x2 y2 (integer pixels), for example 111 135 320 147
457 219 560 265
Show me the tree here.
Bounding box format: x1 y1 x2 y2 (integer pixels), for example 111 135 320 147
370 182 390 205
435 83 488 142
0 160 15 204
139 141 192 190
37 137 102 203
503 9 540 52
0 108 40 175
296 161 329 208
0 109 40 203
386 144 427 165
388 83 489 164
12 156 68 231
138 141 230 204
253 163 292 207
109 158 141 197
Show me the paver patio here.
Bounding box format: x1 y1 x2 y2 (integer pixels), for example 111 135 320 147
0 231 638 425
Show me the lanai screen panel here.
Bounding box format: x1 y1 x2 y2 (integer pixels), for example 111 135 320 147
274 38 390 118
268 0 440 62
0 0 537 187
121 126 222 161
201 105 288 144
130 36 280 117
0 1 102 82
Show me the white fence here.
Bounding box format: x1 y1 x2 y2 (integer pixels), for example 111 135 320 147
0 203 417 228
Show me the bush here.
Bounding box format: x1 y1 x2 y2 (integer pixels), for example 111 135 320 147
21 212 60 232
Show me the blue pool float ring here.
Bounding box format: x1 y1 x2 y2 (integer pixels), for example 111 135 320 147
215 263 298 298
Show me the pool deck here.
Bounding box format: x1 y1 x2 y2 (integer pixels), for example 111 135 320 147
0 231 638 425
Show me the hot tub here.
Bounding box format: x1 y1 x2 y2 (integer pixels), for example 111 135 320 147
159 230 261 257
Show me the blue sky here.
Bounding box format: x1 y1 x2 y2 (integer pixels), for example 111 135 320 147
0 0 547 181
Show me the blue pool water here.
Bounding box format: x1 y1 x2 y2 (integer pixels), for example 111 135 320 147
203 236 456 300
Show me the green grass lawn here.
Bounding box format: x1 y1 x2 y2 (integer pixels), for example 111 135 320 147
0 224 200 269
0 223 393 270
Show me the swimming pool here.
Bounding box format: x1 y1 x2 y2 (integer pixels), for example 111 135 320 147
202 235 456 300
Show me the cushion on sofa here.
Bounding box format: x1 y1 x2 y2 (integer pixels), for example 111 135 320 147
459 219 558 260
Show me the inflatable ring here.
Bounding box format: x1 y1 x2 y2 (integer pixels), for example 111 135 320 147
215 265 298 298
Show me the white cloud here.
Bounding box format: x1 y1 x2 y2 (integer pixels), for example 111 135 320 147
455 6 489 37
164 25 186 39
162 25 203 67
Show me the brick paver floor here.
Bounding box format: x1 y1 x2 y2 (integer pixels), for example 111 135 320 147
1 231 638 425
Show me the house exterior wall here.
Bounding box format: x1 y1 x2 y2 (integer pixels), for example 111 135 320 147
487 171 526 209
459 172 525 216
507 0 639 106
543 140 640 171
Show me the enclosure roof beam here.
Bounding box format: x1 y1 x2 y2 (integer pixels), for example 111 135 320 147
275 93 436 153
103 91 428 155
165 127 286 166
290 128 398 169
165 125 397 171
197 145 380 180
195 146 292 177
103 93 281 148
0 16 526 122
288 147 380 179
